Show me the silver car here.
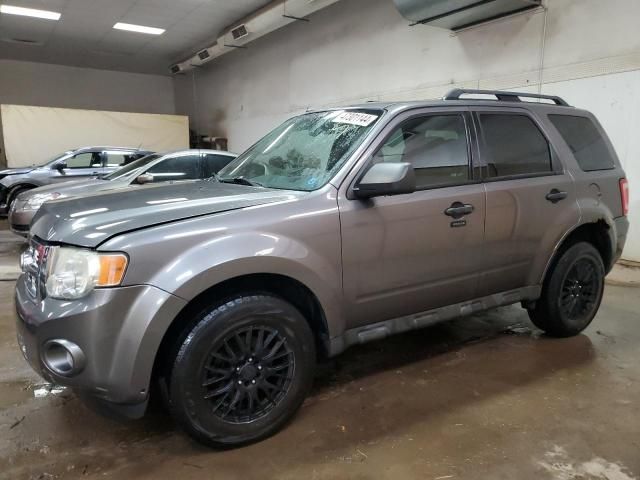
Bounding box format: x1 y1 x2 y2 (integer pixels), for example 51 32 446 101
15 90 630 448
0 146 152 214
9 149 236 236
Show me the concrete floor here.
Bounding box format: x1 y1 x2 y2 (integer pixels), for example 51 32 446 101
0 237 639 479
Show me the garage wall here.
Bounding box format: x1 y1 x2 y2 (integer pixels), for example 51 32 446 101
173 0 640 261
0 59 176 167
0 59 175 114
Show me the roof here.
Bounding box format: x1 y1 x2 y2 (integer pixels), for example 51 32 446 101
74 146 154 153
327 90 576 116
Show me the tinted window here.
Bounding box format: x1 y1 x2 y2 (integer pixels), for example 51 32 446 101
203 154 235 178
548 115 615 171
479 114 552 177
145 154 200 182
373 114 469 188
66 152 102 169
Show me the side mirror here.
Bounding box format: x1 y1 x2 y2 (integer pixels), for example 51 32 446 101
353 162 416 199
54 161 66 172
135 173 154 184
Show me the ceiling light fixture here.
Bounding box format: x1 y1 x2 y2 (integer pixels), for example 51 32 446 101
0 4 61 20
113 22 165 35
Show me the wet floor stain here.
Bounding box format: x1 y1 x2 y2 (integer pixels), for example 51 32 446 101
0 282 639 479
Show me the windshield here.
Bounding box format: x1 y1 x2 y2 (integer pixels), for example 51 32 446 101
217 109 382 191
103 154 161 180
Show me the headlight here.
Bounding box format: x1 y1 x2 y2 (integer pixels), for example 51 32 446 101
45 247 128 299
24 192 66 211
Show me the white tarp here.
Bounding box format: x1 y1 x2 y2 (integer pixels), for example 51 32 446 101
1 104 189 168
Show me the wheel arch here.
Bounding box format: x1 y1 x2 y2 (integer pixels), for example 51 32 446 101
152 272 331 386
8 182 39 195
540 219 614 286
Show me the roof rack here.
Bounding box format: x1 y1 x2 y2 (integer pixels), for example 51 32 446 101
443 88 570 107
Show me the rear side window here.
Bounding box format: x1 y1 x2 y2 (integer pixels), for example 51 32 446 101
479 114 552 178
548 115 615 171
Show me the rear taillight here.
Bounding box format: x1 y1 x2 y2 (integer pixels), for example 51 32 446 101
620 178 629 216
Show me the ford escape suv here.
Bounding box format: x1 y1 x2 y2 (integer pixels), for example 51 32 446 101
15 90 629 448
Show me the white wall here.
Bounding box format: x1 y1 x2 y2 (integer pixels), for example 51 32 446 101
174 0 640 261
0 59 175 114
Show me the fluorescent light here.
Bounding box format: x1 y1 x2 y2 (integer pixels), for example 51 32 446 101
113 22 165 35
0 4 61 20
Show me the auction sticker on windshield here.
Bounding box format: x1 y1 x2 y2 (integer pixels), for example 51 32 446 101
332 111 379 127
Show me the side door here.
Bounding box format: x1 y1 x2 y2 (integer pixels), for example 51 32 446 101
339 109 486 327
201 153 236 178
472 107 579 296
143 151 201 183
49 150 103 183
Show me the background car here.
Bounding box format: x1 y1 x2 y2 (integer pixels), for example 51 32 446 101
8 149 236 236
0 146 153 214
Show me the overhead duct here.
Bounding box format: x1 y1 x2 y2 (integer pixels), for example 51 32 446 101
392 0 542 30
171 0 341 74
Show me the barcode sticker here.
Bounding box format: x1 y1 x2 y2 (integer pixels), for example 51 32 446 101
333 112 378 127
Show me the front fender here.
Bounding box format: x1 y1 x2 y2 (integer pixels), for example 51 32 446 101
102 193 345 338
156 232 344 331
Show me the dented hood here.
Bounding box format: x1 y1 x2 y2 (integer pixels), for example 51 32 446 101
30 180 303 248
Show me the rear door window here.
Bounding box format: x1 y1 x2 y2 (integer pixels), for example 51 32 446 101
478 114 553 178
104 151 131 167
548 115 615 171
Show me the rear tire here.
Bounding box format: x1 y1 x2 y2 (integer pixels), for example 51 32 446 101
528 242 605 337
168 294 316 448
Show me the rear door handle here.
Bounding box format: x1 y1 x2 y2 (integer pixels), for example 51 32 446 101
546 189 568 203
444 201 474 219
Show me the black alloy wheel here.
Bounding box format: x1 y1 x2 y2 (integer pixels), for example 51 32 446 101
201 325 295 424
168 294 316 448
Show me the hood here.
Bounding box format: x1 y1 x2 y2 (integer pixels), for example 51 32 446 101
0 167 34 176
20 178 103 198
30 180 304 248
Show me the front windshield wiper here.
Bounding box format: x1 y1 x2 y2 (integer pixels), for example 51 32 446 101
217 176 264 187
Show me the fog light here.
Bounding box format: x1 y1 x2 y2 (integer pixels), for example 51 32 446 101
42 339 86 376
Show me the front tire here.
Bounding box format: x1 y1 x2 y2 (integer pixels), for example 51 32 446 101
528 242 605 337
168 294 316 448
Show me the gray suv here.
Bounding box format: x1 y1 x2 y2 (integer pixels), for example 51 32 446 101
15 90 629 448
0 146 152 214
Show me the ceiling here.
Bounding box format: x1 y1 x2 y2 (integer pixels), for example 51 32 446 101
0 0 273 75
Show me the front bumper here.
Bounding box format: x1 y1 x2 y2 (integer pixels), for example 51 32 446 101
15 275 187 413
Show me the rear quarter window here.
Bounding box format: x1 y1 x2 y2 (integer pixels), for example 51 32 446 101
548 115 615 171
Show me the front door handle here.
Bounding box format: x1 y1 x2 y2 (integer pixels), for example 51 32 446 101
546 189 568 203
444 201 474 219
